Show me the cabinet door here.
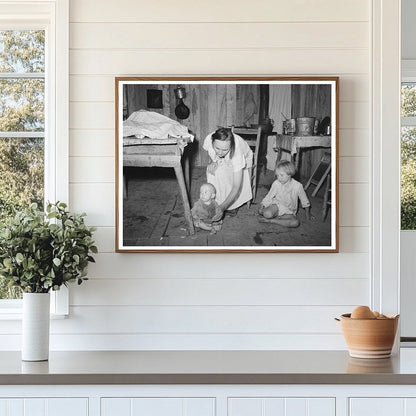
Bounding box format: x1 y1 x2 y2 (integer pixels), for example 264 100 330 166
101 397 215 416
0 398 88 416
350 398 416 416
350 398 404 416
228 397 335 416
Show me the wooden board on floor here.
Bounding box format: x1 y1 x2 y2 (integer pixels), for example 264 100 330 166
150 196 177 239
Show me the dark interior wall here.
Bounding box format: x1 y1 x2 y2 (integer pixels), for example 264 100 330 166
291 84 332 181
291 84 331 121
124 84 260 166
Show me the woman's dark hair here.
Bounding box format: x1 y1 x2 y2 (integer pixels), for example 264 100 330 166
211 127 235 159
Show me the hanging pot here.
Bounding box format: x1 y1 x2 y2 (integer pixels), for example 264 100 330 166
22 292 50 361
175 99 190 119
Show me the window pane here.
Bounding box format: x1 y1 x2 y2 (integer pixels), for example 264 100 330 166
0 284 22 300
0 78 44 132
0 30 45 73
0 137 44 218
0 30 45 301
0 137 43 300
402 83 416 117
401 127 416 230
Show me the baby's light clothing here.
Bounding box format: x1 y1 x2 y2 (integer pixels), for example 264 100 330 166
261 178 310 216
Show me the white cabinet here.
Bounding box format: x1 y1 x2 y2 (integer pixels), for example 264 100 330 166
5 384 416 416
228 397 335 416
349 398 416 416
101 397 215 416
0 398 88 416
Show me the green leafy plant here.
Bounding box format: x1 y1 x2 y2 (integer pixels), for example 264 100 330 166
0 202 97 293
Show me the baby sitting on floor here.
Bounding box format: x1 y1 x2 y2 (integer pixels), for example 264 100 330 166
191 183 223 234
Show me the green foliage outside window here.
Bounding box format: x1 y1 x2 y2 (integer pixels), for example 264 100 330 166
0 30 45 299
401 128 416 229
401 84 416 230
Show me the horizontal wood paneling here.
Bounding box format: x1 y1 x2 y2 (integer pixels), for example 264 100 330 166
90 226 369 254
71 278 368 306
339 102 369 129
338 129 369 157
70 76 115 102
69 102 368 130
339 156 369 183
69 183 114 226
69 157 114 183
0 333 347 350
86 252 369 279
70 22 368 50
70 129 115 157
339 227 369 253
90 227 115 253
69 75 369 103
70 103 114 129
0 306 356 335
59 0 373 351
69 49 368 76
53 305 355 334
70 0 369 23
339 183 369 227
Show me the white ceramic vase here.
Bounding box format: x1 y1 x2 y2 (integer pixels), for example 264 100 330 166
22 292 50 361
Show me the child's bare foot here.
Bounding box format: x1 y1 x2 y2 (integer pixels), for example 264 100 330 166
259 216 300 228
259 217 272 223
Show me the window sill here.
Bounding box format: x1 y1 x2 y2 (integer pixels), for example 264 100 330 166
0 286 69 318
0 312 68 320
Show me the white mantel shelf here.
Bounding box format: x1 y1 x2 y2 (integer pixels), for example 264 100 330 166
1 349 416 385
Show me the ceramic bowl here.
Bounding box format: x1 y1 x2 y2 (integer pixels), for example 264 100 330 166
338 313 399 359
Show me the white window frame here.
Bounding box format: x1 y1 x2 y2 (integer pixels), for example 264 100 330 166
371 0 401 322
0 0 69 317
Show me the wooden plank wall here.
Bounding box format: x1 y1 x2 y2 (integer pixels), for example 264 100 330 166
124 84 260 166
291 84 332 181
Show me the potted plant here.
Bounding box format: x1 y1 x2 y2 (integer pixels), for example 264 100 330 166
0 202 97 361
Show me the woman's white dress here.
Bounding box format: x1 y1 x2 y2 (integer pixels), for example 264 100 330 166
203 132 253 210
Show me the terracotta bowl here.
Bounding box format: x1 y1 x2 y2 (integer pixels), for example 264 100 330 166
338 313 399 359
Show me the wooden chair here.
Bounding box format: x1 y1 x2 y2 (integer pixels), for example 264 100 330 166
231 126 262 206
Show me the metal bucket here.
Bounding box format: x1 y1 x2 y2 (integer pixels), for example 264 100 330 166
295 117 315 136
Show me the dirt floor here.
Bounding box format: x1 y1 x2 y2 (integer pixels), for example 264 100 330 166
123 166 332 248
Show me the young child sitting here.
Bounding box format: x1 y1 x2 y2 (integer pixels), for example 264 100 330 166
191 183 223 234
258 160 312 228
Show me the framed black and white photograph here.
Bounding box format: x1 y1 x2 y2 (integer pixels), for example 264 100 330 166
115 77 339 252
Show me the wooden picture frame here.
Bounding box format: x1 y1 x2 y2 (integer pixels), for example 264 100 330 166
115 77 339 253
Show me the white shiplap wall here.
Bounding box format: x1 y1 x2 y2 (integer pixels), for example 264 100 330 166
58 0 372 350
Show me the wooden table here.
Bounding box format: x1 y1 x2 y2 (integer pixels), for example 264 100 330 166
275 134 332 171
123 137 195 235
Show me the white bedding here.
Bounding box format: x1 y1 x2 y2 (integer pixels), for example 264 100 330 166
123 110 194 141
